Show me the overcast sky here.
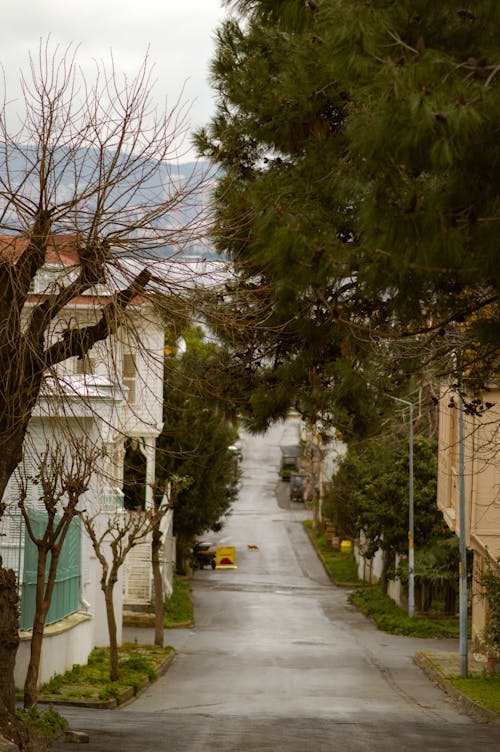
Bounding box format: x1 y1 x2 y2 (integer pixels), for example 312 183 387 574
0 0 230 160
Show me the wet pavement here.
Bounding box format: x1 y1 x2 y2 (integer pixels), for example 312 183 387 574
53 420 500 751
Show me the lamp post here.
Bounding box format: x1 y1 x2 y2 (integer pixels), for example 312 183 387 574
457 388 468 677
387 395 415 619
450 344 468 677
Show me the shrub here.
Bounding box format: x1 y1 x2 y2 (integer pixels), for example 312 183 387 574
18 706 67 744
349 587 460 638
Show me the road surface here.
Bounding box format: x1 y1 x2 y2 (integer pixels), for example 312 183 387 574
54 420 500 751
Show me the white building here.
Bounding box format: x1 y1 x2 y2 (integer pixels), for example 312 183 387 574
0 234 173 687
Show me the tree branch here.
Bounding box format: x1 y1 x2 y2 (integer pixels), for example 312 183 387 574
43 268 151 367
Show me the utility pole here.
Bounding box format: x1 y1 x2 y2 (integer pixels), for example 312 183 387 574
457 388 468 677
387 395 415 619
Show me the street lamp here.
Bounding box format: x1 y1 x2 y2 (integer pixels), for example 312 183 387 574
387 395 415 619
451 345 468 678
457 388 468 677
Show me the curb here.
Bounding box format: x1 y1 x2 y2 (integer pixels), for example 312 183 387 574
302 519 499 724
37 649 177 709
152 649 176 679
414 651 499 724
118 650 176 708
123 612 194 629
122 613 156 628
63 730 90 743
302 522 357 588
38 695 119 710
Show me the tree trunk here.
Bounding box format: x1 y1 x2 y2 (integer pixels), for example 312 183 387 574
0 698 29 752
0 562 30 750
0 562 20 714
23 545 59 708
445 583 457 615
23 600 51 710
0 371 42 503
152 525 164 647
23 526 71 708
104 583 120 682
176 534 191 575
23 547 47 709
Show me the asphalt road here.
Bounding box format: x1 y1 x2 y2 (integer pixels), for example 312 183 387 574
53 420 500 751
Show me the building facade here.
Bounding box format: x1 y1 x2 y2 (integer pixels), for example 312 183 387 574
437 382 500 655
0 234 170 687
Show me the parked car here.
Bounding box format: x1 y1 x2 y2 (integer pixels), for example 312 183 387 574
228 444 243 461
279 445 300 481
289 471 307 502
191 541 217 569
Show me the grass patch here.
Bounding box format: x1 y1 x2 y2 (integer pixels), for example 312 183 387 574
303 520 359 586
164 575 193 627
18 705 67 747
38 643 173 705
349 587 460 638
447 674 500 716
123 575 193 629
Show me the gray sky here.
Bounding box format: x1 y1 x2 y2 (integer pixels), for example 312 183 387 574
0 0 230 159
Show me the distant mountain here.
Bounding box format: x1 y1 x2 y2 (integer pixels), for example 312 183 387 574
0 144 220 260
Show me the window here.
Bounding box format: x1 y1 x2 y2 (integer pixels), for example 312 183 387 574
122 353 136 403
75 355 95 375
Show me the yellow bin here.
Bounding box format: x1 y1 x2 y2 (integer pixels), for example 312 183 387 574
216 546 237 569
340 539 352 554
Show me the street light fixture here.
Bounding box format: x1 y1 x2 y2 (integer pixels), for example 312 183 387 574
387 395 415 619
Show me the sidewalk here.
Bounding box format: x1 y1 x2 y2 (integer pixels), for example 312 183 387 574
281 443 499 725
414 650 499 723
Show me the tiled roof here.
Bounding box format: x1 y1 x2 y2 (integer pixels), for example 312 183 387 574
0 233 80 265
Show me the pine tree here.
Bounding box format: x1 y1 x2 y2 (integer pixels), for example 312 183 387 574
195 0 365 432
326 0 500 335
196 0 499 432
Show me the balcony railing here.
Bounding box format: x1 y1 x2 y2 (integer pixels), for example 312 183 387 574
101 486 125 512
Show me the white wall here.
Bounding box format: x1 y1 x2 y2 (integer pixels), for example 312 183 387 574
354 537 407 610
161 509 175 598
355 531 385 584
11 297 165 684
15 613 94 688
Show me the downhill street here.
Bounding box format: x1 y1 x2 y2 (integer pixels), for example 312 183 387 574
55 420 500 751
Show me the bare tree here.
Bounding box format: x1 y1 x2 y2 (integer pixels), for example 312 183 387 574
80 502 170 682
0 39 205 501
16 440 101 709
151 475 189 647
151 517 166 648
151 482 169 649
0 37 206 733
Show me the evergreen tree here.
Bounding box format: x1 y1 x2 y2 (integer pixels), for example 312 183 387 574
326 433 445 561
155 327 239 568
328 0 500 384
195 0 499 432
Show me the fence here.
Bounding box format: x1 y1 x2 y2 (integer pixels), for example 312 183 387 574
0 509 81 631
